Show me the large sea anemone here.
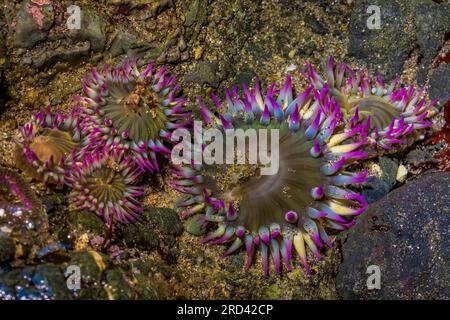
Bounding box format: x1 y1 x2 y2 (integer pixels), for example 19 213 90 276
172 77 369 275
306 56 439 155
14 107 86 186
66 151 144 227
0 166 48 249
77 59 191 172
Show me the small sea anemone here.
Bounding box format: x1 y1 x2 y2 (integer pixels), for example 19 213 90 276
172 77 369 275
77 59 191 172
306 56 439 155
66 151 144 227
0 166 48 247
14 106 86 186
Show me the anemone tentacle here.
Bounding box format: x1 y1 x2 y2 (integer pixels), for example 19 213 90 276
306 56 439 155
66 151 144 227
14 106 90 186
77 59 191 172
172 76 369 275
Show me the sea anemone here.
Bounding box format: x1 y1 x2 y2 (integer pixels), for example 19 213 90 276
14 106 86 186
66 151 144 227
0 166 48 247
77 59 191 172
306 56 439 155
172 77 369 275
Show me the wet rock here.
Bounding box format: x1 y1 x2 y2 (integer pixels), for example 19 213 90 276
119 207 183 250
348 0 414 80
108 29 156 58
0 234 15 264
184 0 202 27
0 167 49 257
405 149 437 167
69 250 109 285
429 63 450 105
411 1 450 84
13 0 54 49
362 157 399 204
120 220 159 250
0 264 73 300
27 42 91 69
57 210 106 246
337 172 450 299
185 61 224 88
67 10 105 52
105 268 135 300
304 14 328 35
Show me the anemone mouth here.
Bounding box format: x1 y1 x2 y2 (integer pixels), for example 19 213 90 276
67 153 144 226
348 96 401 130
328 85 401 130
104 79 168 143
83 167 127 205
29 128 78 164
204 124 323 233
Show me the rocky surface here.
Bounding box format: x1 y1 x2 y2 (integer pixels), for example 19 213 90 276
362 157 399 204
337 172 450 299
0 0 448 300
348 0 414 81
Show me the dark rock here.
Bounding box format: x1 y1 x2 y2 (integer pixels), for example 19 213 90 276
67 10 105 52
69 250 109 285
0 234 15 264
25 42 91 69
337 172 450 299
234 69 257 88
120 220 159 250
348 0 414 80
105 268 135 300
405 149 437 167
304 14 328 35
67 211 105 236
429 63 450 106
362 157 399 204
120 207 183 250
13 0 54 48
0 264 72 299
185 61 223 88
411 1 450 84
108 29 159 58
184 0 201 27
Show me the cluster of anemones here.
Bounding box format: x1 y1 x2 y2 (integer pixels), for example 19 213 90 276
306 56 439 156
14 59 190 227
173 57 439 275
12 55 439 274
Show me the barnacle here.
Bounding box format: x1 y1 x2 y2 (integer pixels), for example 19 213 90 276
172 77 368 275
14 107 85 186
306 56 439 155
78 59 191 172
66 151 144 227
